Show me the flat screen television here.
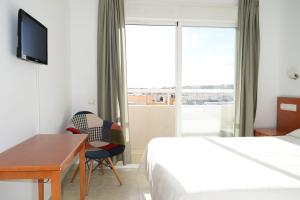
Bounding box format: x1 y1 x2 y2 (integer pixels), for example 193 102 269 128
16 9 48 65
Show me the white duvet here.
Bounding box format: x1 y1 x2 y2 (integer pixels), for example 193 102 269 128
140 136 300 200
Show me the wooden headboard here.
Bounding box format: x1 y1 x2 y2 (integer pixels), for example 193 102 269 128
277 97 300 132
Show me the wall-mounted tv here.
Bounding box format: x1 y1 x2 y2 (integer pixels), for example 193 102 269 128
16 9 48 65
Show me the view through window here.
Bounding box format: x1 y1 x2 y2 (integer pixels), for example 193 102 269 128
126 25 236 136
126 25 175 105
181 27 236 136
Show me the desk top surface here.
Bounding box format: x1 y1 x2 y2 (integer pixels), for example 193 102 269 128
0 134 87 172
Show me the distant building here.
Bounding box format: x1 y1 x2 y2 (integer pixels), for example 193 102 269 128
128 87 233 106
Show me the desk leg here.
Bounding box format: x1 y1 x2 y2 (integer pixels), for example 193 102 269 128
79 144 86 200
51 172 61 200
38 179 44 200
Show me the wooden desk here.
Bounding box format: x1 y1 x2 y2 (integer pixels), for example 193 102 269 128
0 134 87 200
254 128 289 137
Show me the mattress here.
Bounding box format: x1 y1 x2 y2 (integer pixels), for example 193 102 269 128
140 136 300 200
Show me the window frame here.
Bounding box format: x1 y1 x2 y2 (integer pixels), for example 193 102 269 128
125 20 237 137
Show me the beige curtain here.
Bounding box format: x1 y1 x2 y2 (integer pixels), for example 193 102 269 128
235 0 260 137
97 0 131 163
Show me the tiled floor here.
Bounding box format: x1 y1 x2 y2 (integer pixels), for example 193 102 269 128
62 165 150 200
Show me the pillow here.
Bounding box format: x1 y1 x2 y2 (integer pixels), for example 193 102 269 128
101 143 118 150
66 127 81 134
102 124 125 145
287 129 300 138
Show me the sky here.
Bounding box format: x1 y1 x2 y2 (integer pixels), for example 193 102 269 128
126 25 236 88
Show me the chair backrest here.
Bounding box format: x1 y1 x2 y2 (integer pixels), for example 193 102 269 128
70 111 125 146
74 111 93 116
71 112 103 142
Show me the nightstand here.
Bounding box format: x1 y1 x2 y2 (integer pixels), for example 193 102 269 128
254 128 289 137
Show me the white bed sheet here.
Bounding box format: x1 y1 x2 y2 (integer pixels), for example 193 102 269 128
140 136 300 200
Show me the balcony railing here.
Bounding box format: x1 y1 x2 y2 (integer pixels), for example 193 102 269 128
128 88 234 106
128 88 235 163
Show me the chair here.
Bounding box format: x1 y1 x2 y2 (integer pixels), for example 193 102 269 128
66 111 125 188
85 149 122 191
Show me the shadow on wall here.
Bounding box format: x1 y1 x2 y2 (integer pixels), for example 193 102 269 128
9 2 18 56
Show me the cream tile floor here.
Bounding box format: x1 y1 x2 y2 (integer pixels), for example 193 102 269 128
62 166 150 200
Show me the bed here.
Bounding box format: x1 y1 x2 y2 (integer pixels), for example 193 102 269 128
140 135 300 200
140 97 300 200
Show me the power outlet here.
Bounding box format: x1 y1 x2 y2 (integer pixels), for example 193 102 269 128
88 99 95 105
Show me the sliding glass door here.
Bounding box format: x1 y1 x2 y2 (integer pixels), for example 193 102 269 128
126 25 176 162
126 24 236 140
180 27 236 136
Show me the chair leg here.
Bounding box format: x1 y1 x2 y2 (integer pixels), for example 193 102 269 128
70 164 80 183
87 159 94 193
99 160 105 175
107 157 122 186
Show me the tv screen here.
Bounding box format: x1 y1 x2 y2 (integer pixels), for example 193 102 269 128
17 9 48 65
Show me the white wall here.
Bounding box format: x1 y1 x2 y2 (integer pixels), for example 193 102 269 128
0 0 71 199
70 0 99 115
255 0 281 128
278 0 300 97
255 0 300 128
